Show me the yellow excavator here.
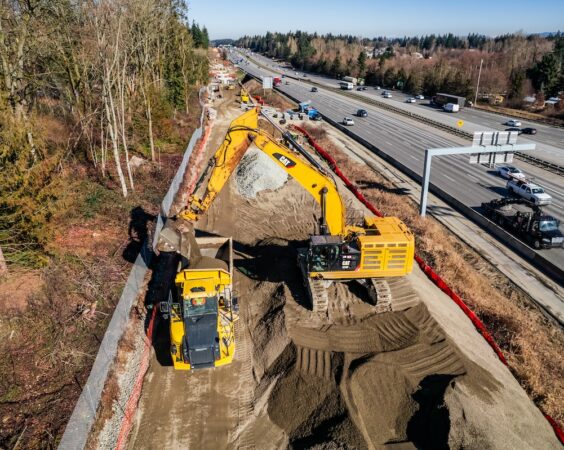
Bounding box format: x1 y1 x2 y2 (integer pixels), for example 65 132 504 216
177 106 414 312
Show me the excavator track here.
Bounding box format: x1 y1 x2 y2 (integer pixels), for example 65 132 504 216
371 279 392 313
303 273 395 315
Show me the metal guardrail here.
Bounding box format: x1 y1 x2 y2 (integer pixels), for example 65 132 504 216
473 104 564 129
242 53 564 176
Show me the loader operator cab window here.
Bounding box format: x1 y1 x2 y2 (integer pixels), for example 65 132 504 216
310 244 340 272
184 296 218 317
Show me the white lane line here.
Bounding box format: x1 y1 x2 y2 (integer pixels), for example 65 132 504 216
466 173 479 182
543 186 564 196
444 174 456 182
409 154 418 160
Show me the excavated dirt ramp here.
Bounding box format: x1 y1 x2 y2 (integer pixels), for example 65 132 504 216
126 115 561 449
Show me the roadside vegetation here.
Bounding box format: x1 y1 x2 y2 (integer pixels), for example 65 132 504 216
0 0 208 446
237 31 564 119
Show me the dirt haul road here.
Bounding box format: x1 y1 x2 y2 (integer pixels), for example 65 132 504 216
126 103 560 449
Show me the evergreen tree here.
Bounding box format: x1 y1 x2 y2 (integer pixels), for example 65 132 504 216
331 52 342 77
191 21 201 46
357 51 367 77
201 26 210 48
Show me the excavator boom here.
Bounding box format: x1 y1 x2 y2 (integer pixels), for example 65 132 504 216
181 107 346 235
161 105 413 319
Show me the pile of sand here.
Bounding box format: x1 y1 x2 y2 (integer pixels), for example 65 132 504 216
235 146 289 198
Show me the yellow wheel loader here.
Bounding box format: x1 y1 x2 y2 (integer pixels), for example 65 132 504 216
158 234 237 370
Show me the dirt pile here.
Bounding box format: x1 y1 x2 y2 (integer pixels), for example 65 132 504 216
236 146 289 198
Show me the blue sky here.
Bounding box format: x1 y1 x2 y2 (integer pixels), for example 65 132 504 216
188 0 563 40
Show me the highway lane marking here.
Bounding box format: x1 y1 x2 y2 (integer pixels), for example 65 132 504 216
444 174 456 182
466 173 479 182
543 186 564 196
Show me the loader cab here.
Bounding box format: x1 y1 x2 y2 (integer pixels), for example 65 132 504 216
307 235 361 273
181 292 220 369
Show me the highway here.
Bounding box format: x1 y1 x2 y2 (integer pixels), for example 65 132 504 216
229 50 564 276
248 51 564 167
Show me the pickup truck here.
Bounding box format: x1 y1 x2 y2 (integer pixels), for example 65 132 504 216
506 178 552 206
482 198 563 249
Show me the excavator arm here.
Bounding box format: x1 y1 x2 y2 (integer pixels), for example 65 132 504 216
180 107 346 236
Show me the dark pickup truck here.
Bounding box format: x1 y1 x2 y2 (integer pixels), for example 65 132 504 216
481 198 563 249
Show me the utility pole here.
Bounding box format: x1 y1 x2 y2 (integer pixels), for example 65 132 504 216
474 58 483 106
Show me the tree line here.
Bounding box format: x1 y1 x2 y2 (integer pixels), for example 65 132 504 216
236 31 564 102
0 0 209 266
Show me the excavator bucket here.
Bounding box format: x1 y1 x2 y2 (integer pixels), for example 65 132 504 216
157 220 201 261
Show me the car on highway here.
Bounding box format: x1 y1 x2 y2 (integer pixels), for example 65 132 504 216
285 81 290 85
506 179 552 206
497 165 526 180
383 92 392 98
311 87 318 92
405 97 416 103
375 86 381 90
415 94 425 100
505 119 522 127
521 127 537 135
356 109 368 117
342 117 355 126
505 127 522 134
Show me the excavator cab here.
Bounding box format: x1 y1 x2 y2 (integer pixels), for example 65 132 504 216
307 235 361 273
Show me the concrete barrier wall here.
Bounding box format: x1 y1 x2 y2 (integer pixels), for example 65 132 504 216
59 87 208 450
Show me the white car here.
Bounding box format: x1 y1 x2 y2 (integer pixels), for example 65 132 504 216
505 119 522 127
383 92 392 98
497 166 526 180
415 94 425 100
406 97 416 103
343 117 355 126
506 179 552 206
